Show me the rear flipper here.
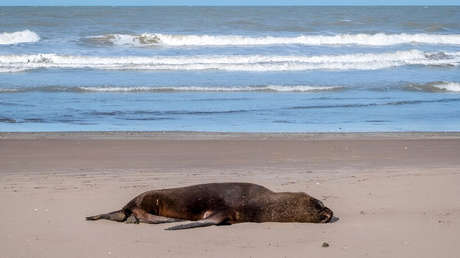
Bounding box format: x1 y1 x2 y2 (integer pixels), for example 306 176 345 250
86 208 182 224
165 210 231 230
86 210 126 222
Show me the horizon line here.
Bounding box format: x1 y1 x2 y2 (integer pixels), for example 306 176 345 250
1 4 459 7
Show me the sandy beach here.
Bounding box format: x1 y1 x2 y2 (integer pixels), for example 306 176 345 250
1 132 459 258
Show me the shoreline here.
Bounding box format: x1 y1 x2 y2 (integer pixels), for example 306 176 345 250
3 131 460 140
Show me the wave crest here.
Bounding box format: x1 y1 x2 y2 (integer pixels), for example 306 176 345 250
0 85 344 93
87 33 460 47
405 81 460 92
87 33 160 47
0 30 40 45
1 50 459 72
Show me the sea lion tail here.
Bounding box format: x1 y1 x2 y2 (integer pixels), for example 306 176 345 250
86 209 127 222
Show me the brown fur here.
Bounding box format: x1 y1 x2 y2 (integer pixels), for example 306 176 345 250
86 182 333 230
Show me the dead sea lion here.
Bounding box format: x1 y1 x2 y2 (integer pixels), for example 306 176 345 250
86 182 333 230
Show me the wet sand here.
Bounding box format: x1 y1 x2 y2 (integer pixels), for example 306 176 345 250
1 132 459 258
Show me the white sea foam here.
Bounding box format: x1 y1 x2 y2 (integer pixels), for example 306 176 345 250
0 30 40 45
88 33 460 47
78 85 343 92
0 50 459 72
432 82 460 92
0 85 343 93
0 67 28 73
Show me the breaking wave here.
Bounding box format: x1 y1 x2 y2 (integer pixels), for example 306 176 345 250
0 85 343 93
0 30 40 45
87 33 460 47
405 81 460 92
1 50 459 72
8 82 460 94
433 82 460 92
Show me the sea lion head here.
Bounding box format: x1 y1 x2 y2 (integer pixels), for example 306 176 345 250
302 195 334 223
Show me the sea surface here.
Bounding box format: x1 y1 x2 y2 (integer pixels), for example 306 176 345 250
1 6 460 132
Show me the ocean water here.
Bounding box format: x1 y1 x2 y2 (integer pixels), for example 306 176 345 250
1 6 459 132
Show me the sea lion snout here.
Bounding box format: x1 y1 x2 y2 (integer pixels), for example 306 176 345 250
319 207 333 223
307 198 333 223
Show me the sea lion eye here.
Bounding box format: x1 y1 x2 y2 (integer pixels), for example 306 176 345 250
313 200 325 210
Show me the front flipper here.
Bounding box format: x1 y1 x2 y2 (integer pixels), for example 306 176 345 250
165 210 231 230
130 208 183 224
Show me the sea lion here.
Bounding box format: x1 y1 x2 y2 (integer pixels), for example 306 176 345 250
86 182 333 230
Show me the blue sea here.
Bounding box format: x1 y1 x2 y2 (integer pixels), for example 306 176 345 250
1 6 460 132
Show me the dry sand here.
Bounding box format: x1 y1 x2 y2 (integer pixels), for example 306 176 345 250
1 132 459 258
